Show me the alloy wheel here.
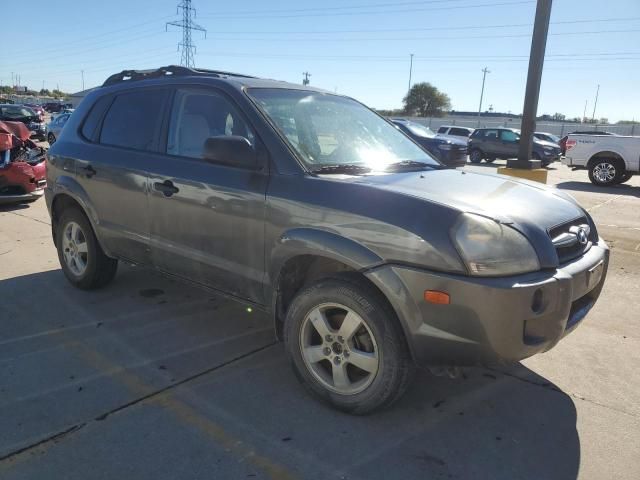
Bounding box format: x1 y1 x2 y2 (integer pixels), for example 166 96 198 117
62 221 89 276
593 162 616 183
299 303 379 395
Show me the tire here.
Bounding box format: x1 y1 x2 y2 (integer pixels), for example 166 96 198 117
615 172 633 185
56 207 118 289
484 157 495 163
588 158 623 186
47 133 56 145
284 275 414 414
532 152 541 161
469 149 483 163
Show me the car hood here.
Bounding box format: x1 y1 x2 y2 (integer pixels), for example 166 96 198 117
350 168 584 230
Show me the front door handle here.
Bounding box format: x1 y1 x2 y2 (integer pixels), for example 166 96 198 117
154 180 180 197
81 164 96 178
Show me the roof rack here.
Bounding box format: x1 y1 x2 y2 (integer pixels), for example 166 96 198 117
102 65 257 87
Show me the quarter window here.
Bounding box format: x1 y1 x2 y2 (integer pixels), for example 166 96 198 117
436 126 447 134
167 88 254 159
500 130 519 143
99 90 167 151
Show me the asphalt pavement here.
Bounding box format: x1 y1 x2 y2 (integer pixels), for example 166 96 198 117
1 161 638 479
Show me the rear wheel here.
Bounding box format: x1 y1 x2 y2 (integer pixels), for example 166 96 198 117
588 159 623 186
47 133 56 145
469 149 483 163
56 207 118 289
484 157 495 163
284 275 413 414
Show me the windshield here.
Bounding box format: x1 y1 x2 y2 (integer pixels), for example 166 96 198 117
404 122 435 138
249 89 439 171
1 106 34 118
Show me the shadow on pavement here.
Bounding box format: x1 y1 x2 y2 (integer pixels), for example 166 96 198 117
0 267 581 480
0 203 32 212
556 181 640 197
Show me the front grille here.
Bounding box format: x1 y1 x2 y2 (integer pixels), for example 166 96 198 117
549 217 592 264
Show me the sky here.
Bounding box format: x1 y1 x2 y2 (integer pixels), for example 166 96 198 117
1 0 639 122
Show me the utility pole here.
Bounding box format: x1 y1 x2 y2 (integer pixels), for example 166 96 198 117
81 70 85 91
407 53 414 95
166 0 207 68
582 100 588 123
477 67 490 127
591 84 600 122
302 71 311 86
11 72 14 87
511 0 553 169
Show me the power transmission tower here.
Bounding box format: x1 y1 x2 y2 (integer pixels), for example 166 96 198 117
477 67 490 126
302 72 311 86
166 0 207 68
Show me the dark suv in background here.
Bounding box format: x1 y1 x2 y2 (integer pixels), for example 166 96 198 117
46 66 609 414
468 127 561 166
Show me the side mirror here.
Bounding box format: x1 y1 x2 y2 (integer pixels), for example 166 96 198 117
202 136 260 170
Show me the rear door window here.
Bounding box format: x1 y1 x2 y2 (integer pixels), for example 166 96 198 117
437 126 448 134
99 89 168 151
483 129 499 140
500 130 519 143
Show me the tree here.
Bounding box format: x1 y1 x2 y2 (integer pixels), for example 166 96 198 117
552 112 566 121
403 82 451 117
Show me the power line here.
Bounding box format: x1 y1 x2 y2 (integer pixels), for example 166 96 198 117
199 0 535 19
209 16 640 35
166 0 207 68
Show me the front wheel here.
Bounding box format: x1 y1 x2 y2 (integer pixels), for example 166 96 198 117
588 159 623 186
469 149 483 163
56 207 118 289
284 275 413 414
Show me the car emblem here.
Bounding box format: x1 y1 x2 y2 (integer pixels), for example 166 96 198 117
576 228 588 245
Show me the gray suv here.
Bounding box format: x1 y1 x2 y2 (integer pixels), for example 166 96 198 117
46 66 609 414
468 127 561 166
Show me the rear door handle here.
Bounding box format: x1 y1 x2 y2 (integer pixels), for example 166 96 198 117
81 164 96 178
154 180 179 197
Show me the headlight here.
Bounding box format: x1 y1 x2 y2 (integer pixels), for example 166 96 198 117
543 146 554 152
452 214 540 276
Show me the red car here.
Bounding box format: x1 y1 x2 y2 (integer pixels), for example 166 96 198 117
0 120 46 204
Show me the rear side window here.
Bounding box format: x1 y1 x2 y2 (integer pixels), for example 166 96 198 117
483 129 499 139
450 127 471 137
437 126 447 134
81 95 112 141
99 89 167 151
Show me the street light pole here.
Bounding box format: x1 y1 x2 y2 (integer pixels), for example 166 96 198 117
511 0 553 169
582 100 588 123
591 84 600 122
407 53 414 95
477 67 490 127
81 70 85 91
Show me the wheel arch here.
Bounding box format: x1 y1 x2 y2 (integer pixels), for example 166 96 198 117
269 228 391 340
587 151 627 171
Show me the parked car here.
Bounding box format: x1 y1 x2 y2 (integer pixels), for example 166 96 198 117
24 103 46 121
46 65 609 414
435 125 475 142
391 119 467 168
534 132 560 145
0 120 47 204
46 113 71 145
468 127 561 166
0 104 46 140
561 133 639 186
559 131 616 155
43 102 65 113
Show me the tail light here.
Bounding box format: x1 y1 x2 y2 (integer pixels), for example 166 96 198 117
566 139 577 151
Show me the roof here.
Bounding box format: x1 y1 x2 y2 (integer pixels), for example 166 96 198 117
100 65 329 93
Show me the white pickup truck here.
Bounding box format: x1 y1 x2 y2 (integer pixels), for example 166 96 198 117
562 134 640 186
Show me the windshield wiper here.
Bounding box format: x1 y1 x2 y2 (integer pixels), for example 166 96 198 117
311 164 372 174
384 160 441 172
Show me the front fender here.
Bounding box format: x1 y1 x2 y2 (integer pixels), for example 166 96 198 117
269 227 384 285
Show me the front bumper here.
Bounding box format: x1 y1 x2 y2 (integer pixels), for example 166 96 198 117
439 147 468 168
365 239 609 366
